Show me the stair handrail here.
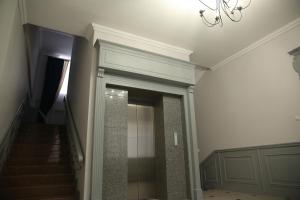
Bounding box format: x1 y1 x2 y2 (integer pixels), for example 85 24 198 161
64 97 84 167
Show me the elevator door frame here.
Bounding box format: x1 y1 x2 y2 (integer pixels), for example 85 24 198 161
91 69 202 200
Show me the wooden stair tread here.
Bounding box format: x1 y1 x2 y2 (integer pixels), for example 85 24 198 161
16 196 76 200
0 174 74 187
0 184 75 198
0 123 78 200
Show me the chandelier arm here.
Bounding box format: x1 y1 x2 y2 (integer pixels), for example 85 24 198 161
221 2 242 22
218 8 224 27
198 0 218 11
226 9 243 22
233 0 239 10
241 0 251 9
222 0 230 9
201 15 219 27
201 18 216 27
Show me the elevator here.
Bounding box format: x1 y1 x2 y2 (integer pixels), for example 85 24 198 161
128 104 156 200
102 86 190 200
91 36 202 200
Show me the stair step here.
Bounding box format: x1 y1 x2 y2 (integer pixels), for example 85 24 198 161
0 174 74 187
7 156 70 165
15 134 66 140
7 153 69 160
9 152 70 160
10 144 68 154
16 134 66 140
2 164 71 175
10 148 69 156
12 143 64 148
19 123 62 130
15 136 67 144
16 196 76 200
0 184 74 199
0 123 78 200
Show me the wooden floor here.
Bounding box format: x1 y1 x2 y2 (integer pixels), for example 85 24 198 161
0 123 78 200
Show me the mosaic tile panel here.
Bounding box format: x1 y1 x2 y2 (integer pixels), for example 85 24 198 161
162 95 188 200
103 88 128 200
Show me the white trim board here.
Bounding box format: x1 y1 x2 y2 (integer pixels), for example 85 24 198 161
87 23 193 62
211 17 300 71
18 0 27 25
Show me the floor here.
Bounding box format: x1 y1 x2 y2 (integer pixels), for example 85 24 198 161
203 190 286 200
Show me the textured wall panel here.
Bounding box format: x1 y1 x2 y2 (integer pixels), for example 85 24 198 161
154 99 167 200
103 88 128 200
162 96 188 200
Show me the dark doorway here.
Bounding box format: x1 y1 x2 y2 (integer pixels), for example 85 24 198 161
39 56 65 121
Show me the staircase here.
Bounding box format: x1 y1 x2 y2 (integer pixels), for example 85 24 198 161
0 123 78 200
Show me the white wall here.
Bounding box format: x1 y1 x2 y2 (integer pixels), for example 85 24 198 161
195 25 300 162
0 0 28 141
24 24 41 92
67 36 97 200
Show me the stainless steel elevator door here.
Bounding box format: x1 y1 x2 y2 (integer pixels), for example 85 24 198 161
128 104 157 200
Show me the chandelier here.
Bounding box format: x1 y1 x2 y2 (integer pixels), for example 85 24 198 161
199 0 251 27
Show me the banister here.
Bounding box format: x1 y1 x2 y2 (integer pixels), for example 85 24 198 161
64 97 84 166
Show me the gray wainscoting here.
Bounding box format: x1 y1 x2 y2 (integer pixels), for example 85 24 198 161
200 143 300 198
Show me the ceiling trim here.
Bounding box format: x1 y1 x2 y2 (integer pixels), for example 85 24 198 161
18 0 27 25
211 17 300 71
87 23 193 62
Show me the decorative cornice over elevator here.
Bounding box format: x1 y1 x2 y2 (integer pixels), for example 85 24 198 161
86 23 193 62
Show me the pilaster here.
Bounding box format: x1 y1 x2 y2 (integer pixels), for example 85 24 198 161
187 86 204 200
91 68 106 200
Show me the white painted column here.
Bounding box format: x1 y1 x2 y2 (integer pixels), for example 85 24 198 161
91 68 106 200
187 86 204 200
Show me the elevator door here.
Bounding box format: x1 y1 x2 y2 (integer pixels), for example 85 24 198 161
128 104 157 200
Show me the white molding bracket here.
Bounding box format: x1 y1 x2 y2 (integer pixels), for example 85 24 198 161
211 17 300 71
18 0 27 25
86 23 193 62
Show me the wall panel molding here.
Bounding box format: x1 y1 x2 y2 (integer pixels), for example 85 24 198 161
200 143 300 198
99 41 196 85
201 154 220 189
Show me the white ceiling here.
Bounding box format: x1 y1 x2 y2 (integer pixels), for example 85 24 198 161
26 0 300 67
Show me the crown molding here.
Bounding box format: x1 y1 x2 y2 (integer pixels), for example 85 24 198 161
18 0 27 25
86 23 193 62
211 17 300 71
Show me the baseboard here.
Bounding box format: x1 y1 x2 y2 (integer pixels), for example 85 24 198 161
200 142 300 198
0 98 26 171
